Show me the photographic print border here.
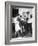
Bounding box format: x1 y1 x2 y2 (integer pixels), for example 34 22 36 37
5 1 37 44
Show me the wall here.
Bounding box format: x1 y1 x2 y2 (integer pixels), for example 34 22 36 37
0 0 38 46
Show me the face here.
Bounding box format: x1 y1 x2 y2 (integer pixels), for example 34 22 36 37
22 12 28 20
19 12 29 22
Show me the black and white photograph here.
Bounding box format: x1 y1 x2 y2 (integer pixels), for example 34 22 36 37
11 7 32 38
5 2 37 44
